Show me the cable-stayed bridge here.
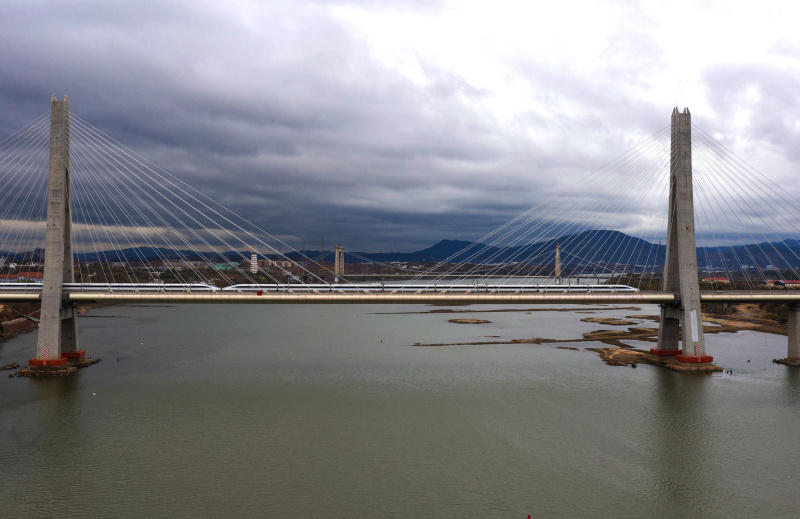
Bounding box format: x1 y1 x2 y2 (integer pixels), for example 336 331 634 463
2 96 800 373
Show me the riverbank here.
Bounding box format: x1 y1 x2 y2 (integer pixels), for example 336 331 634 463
0 302 108 344
0 318 38 343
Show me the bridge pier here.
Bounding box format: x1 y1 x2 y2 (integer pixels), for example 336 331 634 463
776 304 800 366
20 96 97 377
789 305 800 361
653 304 682 356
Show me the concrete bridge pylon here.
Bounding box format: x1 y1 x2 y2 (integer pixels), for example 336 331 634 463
554 242 562 284
26 95 86 373
334 245 345 277
651 107 713 365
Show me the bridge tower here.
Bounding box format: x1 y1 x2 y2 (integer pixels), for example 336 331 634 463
554 242 562 284
651 108 712 364
28 95 84 371
334 245 345 277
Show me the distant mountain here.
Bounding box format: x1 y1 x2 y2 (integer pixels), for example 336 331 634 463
326 230 800 270
349 239 496 263
346 231 662 267
4 231 800 269
71 247 244 264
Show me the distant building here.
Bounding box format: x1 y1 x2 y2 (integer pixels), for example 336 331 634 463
213 262 239 271
702 277 729 283
766 280 800 287
0 272 43 281
32 247 45 263
147 259 206 270
259 259 293 268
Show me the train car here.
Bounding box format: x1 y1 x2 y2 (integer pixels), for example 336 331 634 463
218 283 639 294
62 283 220 292
0 282 43 291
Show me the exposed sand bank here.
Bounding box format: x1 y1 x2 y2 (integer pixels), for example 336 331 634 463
415 304 791 369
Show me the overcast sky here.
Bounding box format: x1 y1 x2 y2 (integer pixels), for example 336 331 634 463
2 0 799 252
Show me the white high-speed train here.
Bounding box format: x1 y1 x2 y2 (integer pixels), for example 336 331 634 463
220 283 639 294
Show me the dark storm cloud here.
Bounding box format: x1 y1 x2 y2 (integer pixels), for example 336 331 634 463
0 1 519 250
3 1 792 253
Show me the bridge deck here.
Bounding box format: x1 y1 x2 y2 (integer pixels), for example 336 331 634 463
1 290 799 304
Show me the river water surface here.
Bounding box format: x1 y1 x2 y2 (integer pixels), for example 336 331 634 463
1 303 798 518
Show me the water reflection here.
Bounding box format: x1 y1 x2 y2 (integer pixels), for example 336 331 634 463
17 376 84 514
783 366 799 403
649 369 717 515
3 304 799 518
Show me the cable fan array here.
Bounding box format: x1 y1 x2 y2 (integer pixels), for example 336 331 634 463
1 113 341 287
0 112 50 270
333 124 800 290
689 126 800 288
1 112 799 291
397 126 674 288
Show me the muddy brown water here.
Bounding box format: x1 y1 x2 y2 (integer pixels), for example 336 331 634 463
1 303 798 518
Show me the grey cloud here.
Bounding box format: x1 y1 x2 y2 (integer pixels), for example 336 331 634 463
702 63 800 160
2 1 790 254
0 3 615 240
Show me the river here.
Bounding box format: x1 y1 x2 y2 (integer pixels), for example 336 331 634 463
1 303 798 518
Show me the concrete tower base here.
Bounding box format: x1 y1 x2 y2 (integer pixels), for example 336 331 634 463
18 357 101 377
649 354 723 373
665 361 723 373
18 365 77 377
